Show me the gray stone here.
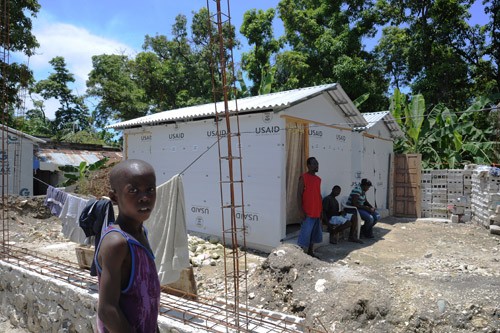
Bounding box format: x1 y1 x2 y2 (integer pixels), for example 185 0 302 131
437 299 447 313
490 225 500 235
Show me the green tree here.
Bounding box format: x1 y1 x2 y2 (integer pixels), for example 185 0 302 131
0 0 40 113
59 158 109 188
390 89 425 154
86 54 148 126
87 8 239 124
373 26 410 91
481 0 499 95
18 100 54 137
375 0 482 109
273 0 388 111
33 57 90 132
240 8 281 95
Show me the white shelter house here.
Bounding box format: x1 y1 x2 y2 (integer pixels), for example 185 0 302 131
0 125 46 196
356 111 404 215
108 84 403 251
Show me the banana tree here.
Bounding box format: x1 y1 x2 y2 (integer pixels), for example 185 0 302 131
59 158 109 187
391 90 495 169
390 88 425 153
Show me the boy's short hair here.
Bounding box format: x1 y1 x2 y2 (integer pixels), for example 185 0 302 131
361 178 372 187
109 159 155 190
306 157 317 165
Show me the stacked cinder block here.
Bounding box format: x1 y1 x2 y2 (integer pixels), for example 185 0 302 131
421 169 450 218
421 170 432 218
420 168 471 219
471 166 500 227
420 165 500 229
431 170 449 218
447 170 464 205
463 168 473 220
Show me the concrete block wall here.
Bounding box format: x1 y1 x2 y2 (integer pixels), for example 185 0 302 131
421 165 500 227
0 261 202 333
421 169 472 219
0 262 97 333
471 167 500 227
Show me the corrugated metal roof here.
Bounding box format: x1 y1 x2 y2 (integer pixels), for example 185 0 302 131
36 148 122 172
106 83 368 129
360 111 404 138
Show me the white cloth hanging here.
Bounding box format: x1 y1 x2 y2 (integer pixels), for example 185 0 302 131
145 174 190 285
60 194 89 244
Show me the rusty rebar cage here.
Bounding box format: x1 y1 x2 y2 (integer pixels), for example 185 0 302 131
206 0 249 330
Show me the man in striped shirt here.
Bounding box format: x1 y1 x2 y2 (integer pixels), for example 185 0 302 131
346 178 380 238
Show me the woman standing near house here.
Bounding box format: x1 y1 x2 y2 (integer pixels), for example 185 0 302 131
346 179 380 238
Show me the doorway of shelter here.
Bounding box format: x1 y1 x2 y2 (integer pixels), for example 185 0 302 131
285 119 308 238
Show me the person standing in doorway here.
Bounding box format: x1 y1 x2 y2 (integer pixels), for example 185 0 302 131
297 157 323 257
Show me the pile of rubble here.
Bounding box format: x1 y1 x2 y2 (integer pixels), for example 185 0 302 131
188 235 224 267
187 234 265 297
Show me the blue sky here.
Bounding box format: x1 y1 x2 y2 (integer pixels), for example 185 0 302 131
17 0 488 119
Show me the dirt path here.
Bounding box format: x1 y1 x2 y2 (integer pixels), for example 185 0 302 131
246 217 500 332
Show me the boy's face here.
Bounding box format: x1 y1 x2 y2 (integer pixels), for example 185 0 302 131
110 170 156 224
332 187 341 197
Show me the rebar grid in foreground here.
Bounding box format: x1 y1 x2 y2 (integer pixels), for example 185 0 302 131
0 247 325 333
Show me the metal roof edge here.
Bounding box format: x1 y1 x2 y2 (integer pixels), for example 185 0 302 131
325 85 368 128
357 111 405 138
0 125 47 143
106 83 340 130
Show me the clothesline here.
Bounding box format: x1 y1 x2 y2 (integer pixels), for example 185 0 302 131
43 175 190 284
34 176 51 187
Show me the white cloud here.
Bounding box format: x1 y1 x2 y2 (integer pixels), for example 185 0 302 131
25 17 137 119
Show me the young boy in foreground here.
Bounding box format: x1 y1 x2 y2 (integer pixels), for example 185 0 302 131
95 159 160 333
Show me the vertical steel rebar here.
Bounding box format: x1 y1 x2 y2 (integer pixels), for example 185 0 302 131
0 0 10 256
206 0 248 330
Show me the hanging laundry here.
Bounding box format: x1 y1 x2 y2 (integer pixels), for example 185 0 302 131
79 198 115 276
59 194 89 244
44 185 68 217
145 174 190 285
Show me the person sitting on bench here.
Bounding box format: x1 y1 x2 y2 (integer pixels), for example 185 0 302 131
346 178 381 239
322 185 363 244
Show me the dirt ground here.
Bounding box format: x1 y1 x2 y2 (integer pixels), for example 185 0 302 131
2 196 500 332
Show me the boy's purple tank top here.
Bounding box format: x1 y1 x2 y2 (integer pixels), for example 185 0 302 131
95 226 160 333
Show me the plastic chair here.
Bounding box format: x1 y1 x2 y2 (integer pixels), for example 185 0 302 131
340 196 363 239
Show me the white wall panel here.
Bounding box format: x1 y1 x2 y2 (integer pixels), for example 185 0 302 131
125 113 285 251
125 130 152 162
309 126 353 198
286 94 349 128
362 137 392 210
0 134 34 196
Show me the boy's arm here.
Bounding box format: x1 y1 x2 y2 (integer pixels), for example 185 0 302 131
322 197 333 222
351 194 373 212
364 199 375 212
97 233 135 333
